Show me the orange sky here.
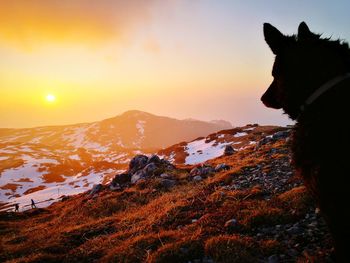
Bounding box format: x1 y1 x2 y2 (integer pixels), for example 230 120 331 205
1 1 349 128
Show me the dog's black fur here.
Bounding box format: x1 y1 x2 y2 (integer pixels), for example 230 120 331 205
262 22 350 262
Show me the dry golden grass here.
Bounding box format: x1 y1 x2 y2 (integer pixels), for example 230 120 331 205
0 138 331 262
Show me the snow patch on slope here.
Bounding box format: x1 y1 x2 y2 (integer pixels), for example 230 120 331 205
234 132 248 138
185 139 232 165
136 120 146 135
62 126 87 147
1 166 124 212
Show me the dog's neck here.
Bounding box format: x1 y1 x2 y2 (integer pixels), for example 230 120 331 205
299 72 350 113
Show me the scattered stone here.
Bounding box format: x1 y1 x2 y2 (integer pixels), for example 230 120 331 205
256 136 273 148
214 163 230 172
224 145 235 155
190 165 215 177
272 130 290 140
287 226 302 235
160 173 173 179
190 167 201 176
109 183 121 191
193 175 203 182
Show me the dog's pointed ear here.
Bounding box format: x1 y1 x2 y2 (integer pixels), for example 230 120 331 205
263 23 286 54
298 22 317 40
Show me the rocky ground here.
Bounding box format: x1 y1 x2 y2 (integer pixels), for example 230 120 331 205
0 129 334 262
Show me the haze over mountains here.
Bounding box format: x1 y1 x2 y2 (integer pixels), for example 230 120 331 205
0 110 232 209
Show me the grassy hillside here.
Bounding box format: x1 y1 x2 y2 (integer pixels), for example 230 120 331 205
0 131 334 262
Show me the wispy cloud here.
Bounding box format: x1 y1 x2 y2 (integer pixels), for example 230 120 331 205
0 0 160 49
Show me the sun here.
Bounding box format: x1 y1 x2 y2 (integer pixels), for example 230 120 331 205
46 94 56 102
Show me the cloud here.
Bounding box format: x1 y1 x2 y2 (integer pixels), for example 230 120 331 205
0 0 159 49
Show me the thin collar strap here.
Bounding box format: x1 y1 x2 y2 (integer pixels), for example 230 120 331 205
300 73 350 111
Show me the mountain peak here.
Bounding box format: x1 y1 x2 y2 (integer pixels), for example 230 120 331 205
120 110 153 118
210 119 233 128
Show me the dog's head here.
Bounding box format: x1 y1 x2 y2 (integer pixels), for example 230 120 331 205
261 22 350 119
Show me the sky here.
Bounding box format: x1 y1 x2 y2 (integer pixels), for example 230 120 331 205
1 0 350 128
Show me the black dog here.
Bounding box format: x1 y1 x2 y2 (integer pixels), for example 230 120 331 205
262 22 350 262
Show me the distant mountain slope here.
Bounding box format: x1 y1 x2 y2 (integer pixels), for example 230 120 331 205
0 111 232 207
0 110 232 151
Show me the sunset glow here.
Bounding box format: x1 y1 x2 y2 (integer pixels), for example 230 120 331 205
46 94 56 103
0 1 349 128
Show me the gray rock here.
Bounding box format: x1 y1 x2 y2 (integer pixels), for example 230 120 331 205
190 165 214 177
308 221 318 228
143 162 158 175
215 163 230 172
201 166 215 175
160 173 173 179
131 170 146 184
160 179 176 188
166 164 176 170
224 218 237 228
190 167 201 176
90 184 102 195
224 145 235 156
268 254 279 263
161 158 172 166
147 154 161 165
257 136 273 147
270 148 278 154
109 183 121 191
272 130 290 140
129 155 148 172
287 226 302 235
193 175 203 181
111 173 131 185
